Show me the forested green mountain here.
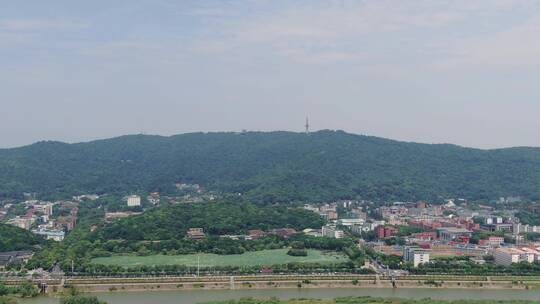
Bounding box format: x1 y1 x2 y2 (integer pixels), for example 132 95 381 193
0 224 45 251
1 130 540 202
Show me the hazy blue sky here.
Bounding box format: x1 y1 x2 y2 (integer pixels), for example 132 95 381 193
1 1 540 149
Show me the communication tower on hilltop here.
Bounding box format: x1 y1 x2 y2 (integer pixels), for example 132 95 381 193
305 116 310 134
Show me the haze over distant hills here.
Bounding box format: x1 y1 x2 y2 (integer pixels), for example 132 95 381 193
1 130 540 202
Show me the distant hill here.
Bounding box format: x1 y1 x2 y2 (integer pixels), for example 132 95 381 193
1 130 540 202
0 224 45 252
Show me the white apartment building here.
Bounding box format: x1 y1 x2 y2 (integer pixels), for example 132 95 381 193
351 224 373 234
322 225 344 239
33 229 65 241
34 203 54 216
7 217 34 230
513 223 540 235
403 246 430 267
493 247 539 266
337 219 365 227
126 195 141 207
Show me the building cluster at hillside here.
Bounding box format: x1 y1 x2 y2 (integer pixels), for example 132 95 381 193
1 198 85 241
305 198 540 269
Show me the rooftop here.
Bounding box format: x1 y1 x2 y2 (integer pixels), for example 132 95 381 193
437 227 471 233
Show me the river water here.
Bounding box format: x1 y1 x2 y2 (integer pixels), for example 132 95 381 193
18 288 540 304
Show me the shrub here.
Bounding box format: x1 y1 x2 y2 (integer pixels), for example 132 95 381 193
287 249 308 257
61 296 108 304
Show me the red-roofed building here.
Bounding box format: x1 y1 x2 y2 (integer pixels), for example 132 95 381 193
248 230 267 240
377 226 398 239
269 228 297 238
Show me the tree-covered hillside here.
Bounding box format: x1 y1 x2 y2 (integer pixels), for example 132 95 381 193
0 224 45 252
28 199 329 270
95 200 324 241
1 130 540 202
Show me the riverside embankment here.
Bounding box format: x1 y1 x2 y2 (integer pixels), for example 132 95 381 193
5 274 540 294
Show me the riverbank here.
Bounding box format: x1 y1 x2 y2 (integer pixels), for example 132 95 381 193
5 274 540 295
68 279 531 293
22 275 540 293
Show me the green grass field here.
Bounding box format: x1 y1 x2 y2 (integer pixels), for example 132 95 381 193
91 249 348 267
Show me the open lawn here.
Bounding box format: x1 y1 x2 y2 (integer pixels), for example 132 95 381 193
91 249 348 267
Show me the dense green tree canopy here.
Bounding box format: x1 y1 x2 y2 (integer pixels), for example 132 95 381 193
0 224 45 252
2 130 540 202
27 199 329 272
95 199 324 241
61 296 108 304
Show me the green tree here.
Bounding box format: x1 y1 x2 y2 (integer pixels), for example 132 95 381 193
15 281 38 298
0 297 18 304
61 296 108 304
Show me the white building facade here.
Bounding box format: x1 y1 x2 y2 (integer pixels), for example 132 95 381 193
126 195 141 207
493 247 539 266
322 225 344 239
403 246 430 267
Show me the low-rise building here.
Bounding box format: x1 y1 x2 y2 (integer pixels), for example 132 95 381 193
437 227 472 241
409 220 443 231
372 243 404 256
248 230 267 240
33 229 65 241
487 236 505 247
0 251 33 270
220 235 251 240
403 246 430 267
513 223 540 235
126 195 141 207
410 232 438 241
269 228 297 238
493 247 540 266
105 211 142 221
186 228 206 240
379 206 408 219
350 209 367 220
303 228 322 237
492 223 514 233
377 226 398 239
337 218 365 227
33 203 54 216
73 194 99 201
322 225 344 239
319 210 338 220
7 217 33 230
